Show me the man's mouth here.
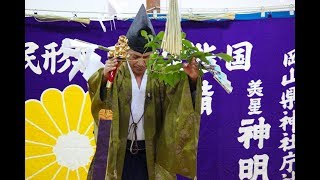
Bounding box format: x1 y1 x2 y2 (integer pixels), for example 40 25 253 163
135 66 146 70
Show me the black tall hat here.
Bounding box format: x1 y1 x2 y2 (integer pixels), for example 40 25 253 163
126 4 156 54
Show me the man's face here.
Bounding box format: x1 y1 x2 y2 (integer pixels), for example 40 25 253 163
127 50 151 76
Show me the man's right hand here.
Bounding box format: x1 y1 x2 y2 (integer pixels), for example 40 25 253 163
103 58 118 80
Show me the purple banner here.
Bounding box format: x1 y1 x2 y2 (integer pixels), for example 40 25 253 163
25 17 295 180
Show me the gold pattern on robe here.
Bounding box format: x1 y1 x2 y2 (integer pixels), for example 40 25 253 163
98 109 113 120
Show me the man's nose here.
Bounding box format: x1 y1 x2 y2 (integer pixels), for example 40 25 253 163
137 59 146 66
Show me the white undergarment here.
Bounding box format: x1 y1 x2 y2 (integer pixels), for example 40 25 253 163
126 62 148 140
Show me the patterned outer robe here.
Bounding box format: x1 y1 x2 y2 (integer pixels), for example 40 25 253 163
87 62 202 180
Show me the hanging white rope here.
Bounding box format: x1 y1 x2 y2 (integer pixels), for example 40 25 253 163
161 0 182 56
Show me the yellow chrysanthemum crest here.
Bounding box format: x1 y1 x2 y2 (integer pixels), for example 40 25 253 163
25 84 96 180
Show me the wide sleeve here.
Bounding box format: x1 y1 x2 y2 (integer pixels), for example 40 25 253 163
156 75 202 179
88 69 107 121
87 68 114 142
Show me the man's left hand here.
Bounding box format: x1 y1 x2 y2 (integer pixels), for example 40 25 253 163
183 57 199 82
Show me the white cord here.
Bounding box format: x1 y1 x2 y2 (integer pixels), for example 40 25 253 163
25 4 294 22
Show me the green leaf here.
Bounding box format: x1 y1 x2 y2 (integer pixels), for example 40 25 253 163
203 52 213 56
144 41 155 48
180 53 188 60
164 74 174 86
163 72 181 87
149 72 159 79
156 58 169 65
190 51 205 58
172 72 181 84
149 53 158 59
147 57 155 70
164 63 183 73
156 31 165 40
182 39 193 48
214 53 234 62
148 34 154 41
181 32 186 39
195 55 208 65
158 74 166 82
182 40 198 51
141 30 148 40
199 69 204 76
189 52 208 63
180 72 187 80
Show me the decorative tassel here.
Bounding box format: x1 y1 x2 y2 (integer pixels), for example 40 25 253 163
161 0 182 56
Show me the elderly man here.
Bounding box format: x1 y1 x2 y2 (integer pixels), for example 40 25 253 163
87 4 202 180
